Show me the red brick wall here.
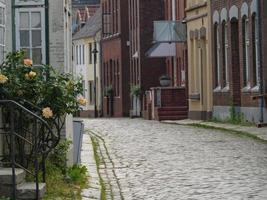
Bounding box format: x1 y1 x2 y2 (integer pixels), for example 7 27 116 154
211 0 262 108
128 0 166 113
101 0 130 117
164 0 188 88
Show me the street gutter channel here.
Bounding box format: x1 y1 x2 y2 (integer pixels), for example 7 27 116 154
89 130 124 200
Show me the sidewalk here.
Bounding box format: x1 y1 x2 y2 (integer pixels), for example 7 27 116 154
81 133 101 200
162 119 267 141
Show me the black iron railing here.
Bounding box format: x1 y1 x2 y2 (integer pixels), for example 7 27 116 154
0 100 59 200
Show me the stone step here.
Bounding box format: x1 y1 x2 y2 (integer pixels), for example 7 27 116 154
158 115 188 121
17 182 46 200
0 168 26 185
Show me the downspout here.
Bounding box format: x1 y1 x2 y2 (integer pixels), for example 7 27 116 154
11 0 16 51
45 0 50 65
257 0 264 123
100 34 104 117
172 0 177 86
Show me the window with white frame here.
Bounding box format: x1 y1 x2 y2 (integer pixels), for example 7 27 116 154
242 16 250 87
79 45 81 65
82 44 85 64
252 13 259 87
88 43 92 64
16 8 45 65
214 23 220 88
222 21 229 87
76 45 78 65
0 3 5 64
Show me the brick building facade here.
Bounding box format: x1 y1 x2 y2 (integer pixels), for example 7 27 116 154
211 0 267 123
164 0 188 88
101 0 130 117
128 0 166 117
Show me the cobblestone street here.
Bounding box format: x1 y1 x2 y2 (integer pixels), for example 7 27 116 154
83 118 267 200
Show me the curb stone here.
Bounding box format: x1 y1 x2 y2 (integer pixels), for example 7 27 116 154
81 133 101 200
161 119 267 141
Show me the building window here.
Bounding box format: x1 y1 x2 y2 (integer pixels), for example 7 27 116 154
222 21 229 87
242 16 250 87
252 13 259 87
16 8 45 65
76 45 78 65
79 45 81 65
82 44 85 64
88 43 92 64
214 23 220 88
116 59 120 96
0 4 5 64
89 81 93 104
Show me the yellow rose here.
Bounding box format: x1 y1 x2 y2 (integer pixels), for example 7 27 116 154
25 73 29 78
42 107 53 119
0 74 8 84
28 71 37 78
24 59 33 66
78 97 87 106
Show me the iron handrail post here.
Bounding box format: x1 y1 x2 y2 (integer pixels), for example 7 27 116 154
10 104 16 200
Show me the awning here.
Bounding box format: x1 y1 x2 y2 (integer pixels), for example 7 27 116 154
153 20 187 43
146 42 176 58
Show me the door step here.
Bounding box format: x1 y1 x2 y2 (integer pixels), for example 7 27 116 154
17 182 46 200
0 168 46 199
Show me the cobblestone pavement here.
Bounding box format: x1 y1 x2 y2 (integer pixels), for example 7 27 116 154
83 118 267 200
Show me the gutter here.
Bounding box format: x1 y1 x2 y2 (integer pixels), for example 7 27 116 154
258 0 264 123
11 0 16 51
45 0 50 65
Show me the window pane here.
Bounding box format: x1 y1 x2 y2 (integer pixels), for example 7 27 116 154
0 8 4 25
32 48 42 65
22 48 30 59
0 27 4 45
31 12 41 28
32 30 41 47
20 30 30 47
20 12 29 28
0 46 4 64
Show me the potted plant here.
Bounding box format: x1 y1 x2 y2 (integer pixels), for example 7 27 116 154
130 85 142 97
159 75 171 87
104 85 114 97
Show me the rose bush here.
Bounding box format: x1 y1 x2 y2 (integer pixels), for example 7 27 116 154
0 51 84 122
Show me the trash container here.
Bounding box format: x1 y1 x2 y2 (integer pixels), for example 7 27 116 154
73 119 84 164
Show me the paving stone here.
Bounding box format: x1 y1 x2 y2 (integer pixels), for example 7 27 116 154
83 118 267 200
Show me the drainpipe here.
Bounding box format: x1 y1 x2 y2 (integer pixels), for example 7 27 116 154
257 0 264 123
172 0 177 86
11 0 16 52
45 0 50 65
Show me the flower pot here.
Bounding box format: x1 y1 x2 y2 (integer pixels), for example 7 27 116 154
160 79 171 87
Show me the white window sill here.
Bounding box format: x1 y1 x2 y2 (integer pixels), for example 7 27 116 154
221 85 230 92
251 85 260 93
242 86 251 93
213 86 221 93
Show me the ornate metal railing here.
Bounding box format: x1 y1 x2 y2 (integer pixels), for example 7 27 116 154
0 100 60 200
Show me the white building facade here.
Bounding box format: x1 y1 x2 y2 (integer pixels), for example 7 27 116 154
73 9 102 117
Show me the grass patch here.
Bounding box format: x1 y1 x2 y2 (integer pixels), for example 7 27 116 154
25 139 89 200
91 137 106 200
43 162 88 200
189 123 267 143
